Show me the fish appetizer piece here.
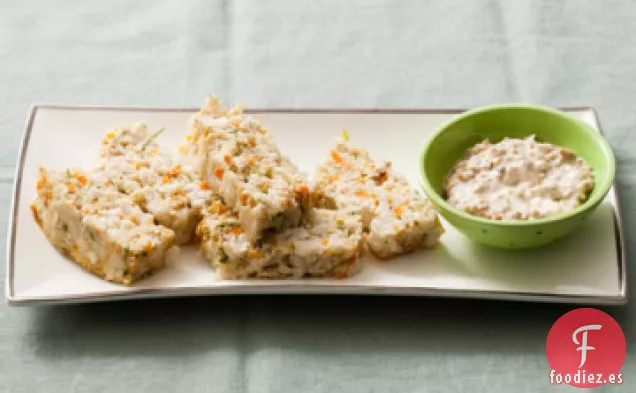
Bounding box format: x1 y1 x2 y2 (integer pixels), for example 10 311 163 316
181 97 310 241
97 123 213 244
196 201 363 279
31 167 175 285
313 135 444 259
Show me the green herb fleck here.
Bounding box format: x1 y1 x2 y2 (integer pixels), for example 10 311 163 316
216 221 240 228
66 169 72 178
141 127 165 151
270 212 285 229
228 129 239 135
88 230 96 242
61 223 68 232
218 247 229 263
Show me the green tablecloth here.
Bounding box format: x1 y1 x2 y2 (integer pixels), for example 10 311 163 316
0 1 633 391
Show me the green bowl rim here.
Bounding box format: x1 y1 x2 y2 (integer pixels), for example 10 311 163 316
419 103 616 227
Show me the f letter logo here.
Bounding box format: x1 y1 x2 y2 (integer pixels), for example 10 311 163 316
546 308 625 388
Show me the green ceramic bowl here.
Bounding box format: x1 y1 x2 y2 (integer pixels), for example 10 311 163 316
419 104 616 249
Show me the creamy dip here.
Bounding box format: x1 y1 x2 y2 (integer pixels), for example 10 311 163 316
444 136 595 220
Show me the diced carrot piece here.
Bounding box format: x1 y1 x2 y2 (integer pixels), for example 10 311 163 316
224 155 231 164
162 176 170 184
130 215 138 224
30 204 41 226
354 189 369 198
145 242 153 252
321 238 329 246
230 227 244 236
297 184 309 195
240 193 249 205
394 207 403 218
200 181 210 190
135 162 142 170
218 204 228 214
77 175 87 186
67 184 75 193
214 167 224 180
331 151 343 163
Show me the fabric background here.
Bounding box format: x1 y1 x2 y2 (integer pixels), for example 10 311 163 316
0 1 634 392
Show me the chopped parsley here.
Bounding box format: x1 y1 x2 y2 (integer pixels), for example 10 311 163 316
216 221 240 228
218 247 229 263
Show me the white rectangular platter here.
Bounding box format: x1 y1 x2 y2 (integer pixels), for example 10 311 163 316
5 105 627 306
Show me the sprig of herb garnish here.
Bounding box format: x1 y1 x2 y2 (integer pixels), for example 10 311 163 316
141 127 165 151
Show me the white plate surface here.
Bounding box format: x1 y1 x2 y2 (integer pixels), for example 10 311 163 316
5 106 627 306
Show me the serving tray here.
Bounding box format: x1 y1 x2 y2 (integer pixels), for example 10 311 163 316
5 105 626 306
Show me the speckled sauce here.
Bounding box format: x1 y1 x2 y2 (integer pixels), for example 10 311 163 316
444 135 595 220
